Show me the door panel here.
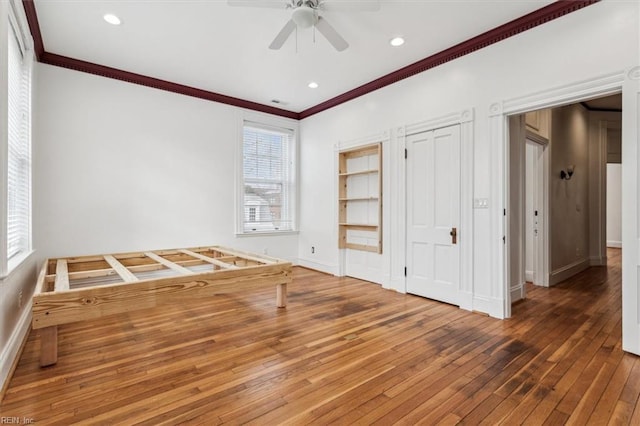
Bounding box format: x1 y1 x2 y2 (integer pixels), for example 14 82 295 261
406 125 461 305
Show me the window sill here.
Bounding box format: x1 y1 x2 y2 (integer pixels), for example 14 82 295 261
1 250 36 281
235 230 299 238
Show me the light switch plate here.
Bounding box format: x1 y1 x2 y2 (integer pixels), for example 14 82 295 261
474 198 489 209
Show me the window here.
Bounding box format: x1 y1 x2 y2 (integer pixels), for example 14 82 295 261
3 2 32 271
240 121 296 234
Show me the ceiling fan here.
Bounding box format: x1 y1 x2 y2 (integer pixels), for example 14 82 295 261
228 0 380 52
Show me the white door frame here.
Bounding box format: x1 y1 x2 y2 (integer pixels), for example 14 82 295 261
526 131 550 288
490 69 640 355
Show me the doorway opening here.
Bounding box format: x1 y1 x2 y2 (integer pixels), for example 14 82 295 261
507 94 622 305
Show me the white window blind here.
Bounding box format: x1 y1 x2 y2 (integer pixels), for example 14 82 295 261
242 123 295 233
6 16 31 261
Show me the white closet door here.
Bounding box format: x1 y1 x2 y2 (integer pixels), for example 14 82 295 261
406 125 461 305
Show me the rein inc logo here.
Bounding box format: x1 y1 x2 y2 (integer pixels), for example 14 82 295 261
0 418 34 424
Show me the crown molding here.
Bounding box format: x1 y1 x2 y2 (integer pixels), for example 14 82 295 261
38 52 300 119
22 0 599 121
298 0 599 119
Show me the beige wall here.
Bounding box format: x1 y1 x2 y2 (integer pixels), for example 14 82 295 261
550 104 591 276
608 128 622 163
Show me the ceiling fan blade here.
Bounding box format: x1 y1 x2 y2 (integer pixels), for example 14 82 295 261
227 0 289 9
320 0 380 12
315 16 348 52
269 19 297 50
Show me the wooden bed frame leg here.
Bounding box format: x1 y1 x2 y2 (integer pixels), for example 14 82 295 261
276 283 287 308
40 326 58 367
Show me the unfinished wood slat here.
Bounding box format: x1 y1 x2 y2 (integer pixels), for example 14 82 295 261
212 247 278 265
144 252 193 275
103 255 139 283
340 223 378 231
45 259 216 283
54 259 69 292
57 246 264 266
338 169 379 177
179 249 239 270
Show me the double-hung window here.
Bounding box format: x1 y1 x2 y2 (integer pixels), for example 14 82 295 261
3 1 32 273
240 121 296 234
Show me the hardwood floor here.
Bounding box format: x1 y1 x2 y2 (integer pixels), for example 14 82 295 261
1 248 637 424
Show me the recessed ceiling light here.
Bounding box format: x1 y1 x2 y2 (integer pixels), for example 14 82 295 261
103 14 121 26
390 37 405 47
308 82 319 89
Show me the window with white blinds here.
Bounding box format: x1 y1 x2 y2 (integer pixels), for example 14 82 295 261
6 13 31 262
241 122 296 233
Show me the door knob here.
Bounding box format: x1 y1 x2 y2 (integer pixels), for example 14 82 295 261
450 227 457 244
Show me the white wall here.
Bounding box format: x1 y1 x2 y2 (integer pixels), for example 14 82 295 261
298 0 638 315
607 163 622 247
33 64 299 262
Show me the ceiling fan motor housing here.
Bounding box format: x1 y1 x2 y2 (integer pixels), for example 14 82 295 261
292 5 317 28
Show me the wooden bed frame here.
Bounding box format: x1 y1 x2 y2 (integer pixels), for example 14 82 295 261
32 246 292 367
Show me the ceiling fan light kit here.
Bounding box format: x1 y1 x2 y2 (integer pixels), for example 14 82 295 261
229 0 380 52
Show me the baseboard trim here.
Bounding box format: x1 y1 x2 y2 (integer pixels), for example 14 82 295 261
459 291 473 312
511 282 526 303
385 276 406 293
0 305 32 403
525 271 534 283
296 258 338 276
344 264 383 285
473 295 506 319
607 241 622 248
550 258 590 286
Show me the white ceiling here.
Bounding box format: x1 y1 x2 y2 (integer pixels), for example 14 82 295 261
33 0 554 113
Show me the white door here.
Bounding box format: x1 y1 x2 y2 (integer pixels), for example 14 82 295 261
524 137 548 288
525 140 545 287
406 125 461 305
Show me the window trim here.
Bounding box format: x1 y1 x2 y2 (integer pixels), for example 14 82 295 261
236 113 299 236
1 0 33 278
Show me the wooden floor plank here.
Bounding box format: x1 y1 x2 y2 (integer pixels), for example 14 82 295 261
1 248 637 424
